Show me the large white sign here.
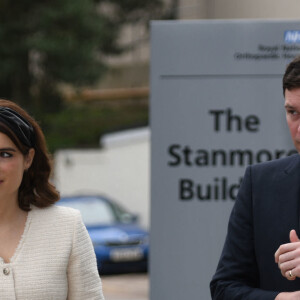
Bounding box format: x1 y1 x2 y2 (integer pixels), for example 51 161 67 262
150 20 300 300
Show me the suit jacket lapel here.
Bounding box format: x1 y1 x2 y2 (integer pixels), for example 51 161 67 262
275 154 300 238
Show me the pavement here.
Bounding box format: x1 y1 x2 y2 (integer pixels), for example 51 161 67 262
101 273 149 300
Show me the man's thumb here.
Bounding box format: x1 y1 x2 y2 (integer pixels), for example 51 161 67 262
290 229 300 243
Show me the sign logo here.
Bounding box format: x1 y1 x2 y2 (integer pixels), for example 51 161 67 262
284 30 300 44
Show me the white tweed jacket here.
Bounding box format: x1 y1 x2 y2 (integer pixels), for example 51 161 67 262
0 205 105 300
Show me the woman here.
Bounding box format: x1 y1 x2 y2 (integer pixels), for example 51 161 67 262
0 99 105 299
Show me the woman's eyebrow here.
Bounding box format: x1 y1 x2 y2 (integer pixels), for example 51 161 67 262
0 147 17 152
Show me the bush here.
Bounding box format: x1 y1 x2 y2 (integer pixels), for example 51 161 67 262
39 100 148 152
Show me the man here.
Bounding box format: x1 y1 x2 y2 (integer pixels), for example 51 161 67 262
210 56 300 299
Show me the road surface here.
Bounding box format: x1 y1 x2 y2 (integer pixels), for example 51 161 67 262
102 274 149 300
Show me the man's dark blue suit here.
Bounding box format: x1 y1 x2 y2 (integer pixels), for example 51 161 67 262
210 154 300 299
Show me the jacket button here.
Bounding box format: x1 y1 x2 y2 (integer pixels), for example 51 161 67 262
3 268 10 275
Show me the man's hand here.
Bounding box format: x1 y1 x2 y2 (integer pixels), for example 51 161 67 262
275 291 300 299
275 230 300 280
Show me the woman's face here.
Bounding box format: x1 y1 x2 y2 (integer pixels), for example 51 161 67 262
0 132 34 201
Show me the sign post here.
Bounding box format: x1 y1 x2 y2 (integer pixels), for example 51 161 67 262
150 20 300 300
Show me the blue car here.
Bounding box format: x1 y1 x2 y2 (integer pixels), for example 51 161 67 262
57 195 149 274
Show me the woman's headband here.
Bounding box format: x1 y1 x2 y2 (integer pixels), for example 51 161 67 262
0 107 35 148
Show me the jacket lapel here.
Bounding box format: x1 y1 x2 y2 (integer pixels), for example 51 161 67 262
275 155 300 239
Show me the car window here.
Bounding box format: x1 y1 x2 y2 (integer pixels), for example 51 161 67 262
58 198 116 226
110 201 136 223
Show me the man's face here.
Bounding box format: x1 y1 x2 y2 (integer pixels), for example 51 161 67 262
285 88 300 152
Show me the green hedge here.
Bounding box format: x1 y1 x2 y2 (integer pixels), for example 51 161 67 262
38 101 148 152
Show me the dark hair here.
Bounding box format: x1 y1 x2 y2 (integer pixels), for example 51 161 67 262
0 99 59 211
283 56 300 96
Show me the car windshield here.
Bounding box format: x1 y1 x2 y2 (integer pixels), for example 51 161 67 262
58 197 133 226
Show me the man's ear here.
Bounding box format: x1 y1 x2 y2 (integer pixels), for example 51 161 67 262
24 148 35 170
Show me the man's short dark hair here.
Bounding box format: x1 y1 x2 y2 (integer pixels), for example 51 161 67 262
283 56 300 96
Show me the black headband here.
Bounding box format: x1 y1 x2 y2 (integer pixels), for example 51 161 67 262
0 107 35 148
